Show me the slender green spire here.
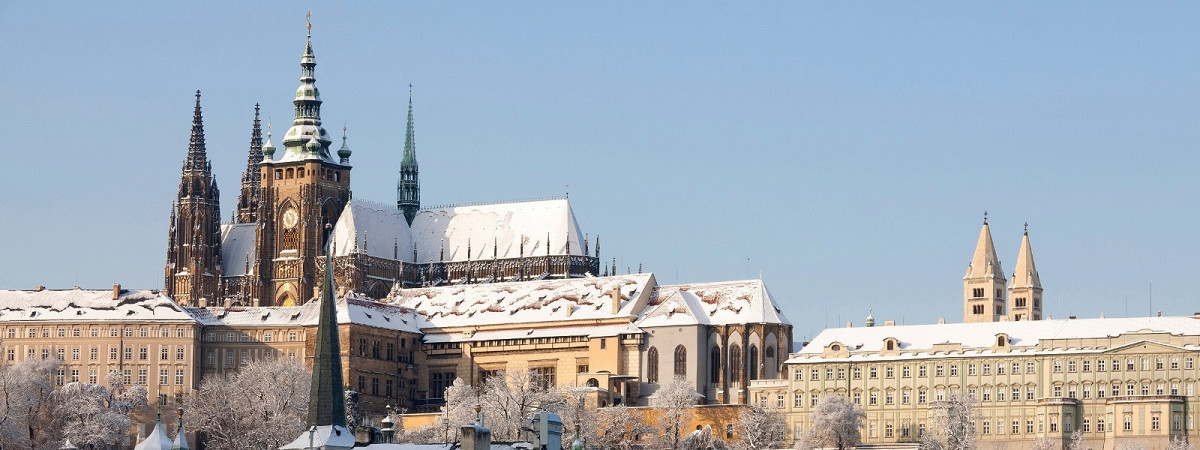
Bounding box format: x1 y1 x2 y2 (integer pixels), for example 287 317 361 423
397 84 420 225
402 85 417 166
306 249 346 427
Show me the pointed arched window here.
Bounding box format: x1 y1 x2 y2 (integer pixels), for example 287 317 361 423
730 344 743 382
749 344 759 381
674 345 687 377
648 347 660 383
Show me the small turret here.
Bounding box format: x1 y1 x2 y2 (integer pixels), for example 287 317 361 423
262 125 276 161
337 126 352 164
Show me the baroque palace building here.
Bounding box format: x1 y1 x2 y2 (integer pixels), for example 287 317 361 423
748 220 1199 450
753 316 1200 450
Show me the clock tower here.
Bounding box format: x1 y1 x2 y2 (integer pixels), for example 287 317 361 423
252 24 352 306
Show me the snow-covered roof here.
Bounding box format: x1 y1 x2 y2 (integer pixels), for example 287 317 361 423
411 198 586 263
279 424 356 450
185 295 421 333
423 322 642 343
331 200 415 260
390 274 652 328
132 417 173 450
643 280 789 327
220 223 257 276
0 289 199 323
791 316 1200 363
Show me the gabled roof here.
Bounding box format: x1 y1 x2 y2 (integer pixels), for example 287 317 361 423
0 289 199 323
648 279 790 326
411 198 586 263
793 316 1200 362
636 287 708 327
331 200 415 261
220 223 257 276
390 274 652 328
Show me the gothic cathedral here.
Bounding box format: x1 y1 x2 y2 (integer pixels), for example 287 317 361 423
165 24 599 307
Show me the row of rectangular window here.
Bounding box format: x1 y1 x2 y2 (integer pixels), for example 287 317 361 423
794 381 1200 410
204 330 299 342
1052 357 1193 373
52 366 187 387
7 326 191 339
6 346 187 362
797 356 1198 382
798 362 1034 381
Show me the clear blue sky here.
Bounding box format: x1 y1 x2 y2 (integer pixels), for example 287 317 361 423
3 2 1200 342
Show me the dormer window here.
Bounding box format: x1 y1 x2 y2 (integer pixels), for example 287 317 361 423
996 334 1009 347
831 343 841 352
884 338 898 351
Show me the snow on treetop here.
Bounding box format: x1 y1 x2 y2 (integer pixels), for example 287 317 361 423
0 288 196 323
389 273 652 328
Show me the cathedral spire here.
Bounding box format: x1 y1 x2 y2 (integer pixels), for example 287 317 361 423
1007 222 1043 321
964 212 1003 280
963 212 1007 323
397 84 421 225
184 90 208 172
281 16 333 161
1010 223 1040 288
235 104 264 223
166 91 223 306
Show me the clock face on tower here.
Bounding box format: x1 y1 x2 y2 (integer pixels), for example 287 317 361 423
282 207 299 229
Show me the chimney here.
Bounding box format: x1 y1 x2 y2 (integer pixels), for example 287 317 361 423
611 286 621 314
112 284 121 300
937 318 946 324
846 321 853 328
884 320 895 326
565 306 574 317
33 285 45 292
198 297 208 308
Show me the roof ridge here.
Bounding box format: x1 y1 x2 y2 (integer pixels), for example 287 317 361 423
422 195 568 210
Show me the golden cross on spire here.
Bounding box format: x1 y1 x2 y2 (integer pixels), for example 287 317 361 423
306 10 312 33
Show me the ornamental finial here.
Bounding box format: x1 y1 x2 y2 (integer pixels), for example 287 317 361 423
1024 221 1029 234
983 211 988 225
306 11 312 34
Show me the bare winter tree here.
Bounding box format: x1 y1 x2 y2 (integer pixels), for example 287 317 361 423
921 394 979 450
734 405 785 450
1030 436 1056 450
185 358 309 450
552 385 598 446
443 377 479 428
593 405 653 450
55 372 148 449
477 369 561 442
650 376 701 450
797 395 865 450
1067 430 1086 450
0 357 61 450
